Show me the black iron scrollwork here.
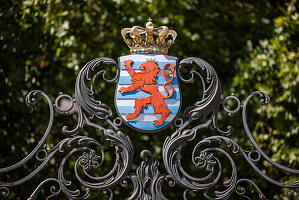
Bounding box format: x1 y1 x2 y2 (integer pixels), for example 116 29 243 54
75 57 118 120
162 57 298 199
0 57 134 199
179 57 221 120
122 150 168 200
0 56 298 199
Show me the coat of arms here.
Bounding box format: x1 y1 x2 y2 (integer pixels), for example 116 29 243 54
2 15 296 200
115 19 180 132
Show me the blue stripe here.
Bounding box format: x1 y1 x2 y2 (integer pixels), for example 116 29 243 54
118 76 178 85
119 61 176 70
126 121 171 130
117 106 179 114
116 90 180 99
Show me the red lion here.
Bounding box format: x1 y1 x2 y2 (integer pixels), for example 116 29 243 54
119 59 176 126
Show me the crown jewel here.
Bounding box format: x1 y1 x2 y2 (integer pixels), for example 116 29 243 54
121 18 177 55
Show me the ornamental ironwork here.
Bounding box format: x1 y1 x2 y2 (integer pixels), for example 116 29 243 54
1 19 298 200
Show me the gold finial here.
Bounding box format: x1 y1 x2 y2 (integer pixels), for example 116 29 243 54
121 19 177 55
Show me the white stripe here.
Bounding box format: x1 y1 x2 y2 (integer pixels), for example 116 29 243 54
120 70 177 77
117 85 179 91
116 99 181 106
119 54 177 62
121 114 176 121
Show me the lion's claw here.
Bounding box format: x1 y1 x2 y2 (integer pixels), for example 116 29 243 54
119 87 127 93
126 113 137 120
154 120 164 126
124 60 133 67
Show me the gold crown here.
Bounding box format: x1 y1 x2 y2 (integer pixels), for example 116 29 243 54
121 18 177 55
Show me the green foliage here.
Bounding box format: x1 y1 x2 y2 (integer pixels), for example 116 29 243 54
0 0 298 199
232 1 299 199
234 0 299 168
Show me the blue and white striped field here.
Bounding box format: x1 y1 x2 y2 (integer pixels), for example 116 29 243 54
115 54 180 131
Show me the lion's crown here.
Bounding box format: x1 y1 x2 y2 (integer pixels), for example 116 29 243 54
121 18 177 55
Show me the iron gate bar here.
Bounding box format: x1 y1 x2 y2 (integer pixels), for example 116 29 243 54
0 56 298 199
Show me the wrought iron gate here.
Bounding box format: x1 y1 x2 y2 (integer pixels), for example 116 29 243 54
1 20 298 200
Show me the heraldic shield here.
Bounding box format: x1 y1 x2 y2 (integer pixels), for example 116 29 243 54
115 54 180 132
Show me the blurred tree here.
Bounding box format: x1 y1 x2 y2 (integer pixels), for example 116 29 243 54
232 1 299 199
0 0 297 199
